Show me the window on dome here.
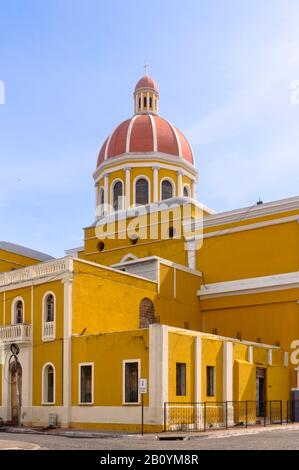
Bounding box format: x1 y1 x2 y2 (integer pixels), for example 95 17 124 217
138 97 141 109
99 187 104 205
161 180 173 200
112 181 123 211
135 178 149 205
144 96 147 108
149 97 152 108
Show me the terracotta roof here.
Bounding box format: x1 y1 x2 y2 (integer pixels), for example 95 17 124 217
135 75 158 93
97 114 194 167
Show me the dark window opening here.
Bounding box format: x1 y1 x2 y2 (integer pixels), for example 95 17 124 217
113 181 123 211
97 241 105 252
206 366 215 397
176 363 186 396
162 180 173 200
144 97 147 108
125 362 139 403
45 294 54 322
135 178 149 205
80 365 93 403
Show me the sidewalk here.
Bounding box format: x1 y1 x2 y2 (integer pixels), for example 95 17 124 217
1 423 299 440
0 439 40 450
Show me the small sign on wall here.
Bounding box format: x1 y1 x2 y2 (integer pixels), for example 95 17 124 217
139 378 148 394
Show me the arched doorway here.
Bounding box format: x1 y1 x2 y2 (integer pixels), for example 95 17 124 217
10 361 22 425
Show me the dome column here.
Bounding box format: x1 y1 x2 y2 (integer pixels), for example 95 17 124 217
152 166 160 202
124 167 131 209
191 178 197 199
104 173 109 212
177 170 183 198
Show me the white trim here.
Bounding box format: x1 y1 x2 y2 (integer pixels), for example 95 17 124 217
203 195 299 229
122 359 141 405
110 177 125 211
202 215 299 239
223 342 233 401
78 362 94 405
152 166 159 202
11 296 25 325
94 153 198 182
62 272 73 425
41 362 56 405
133 174 151 206
173 268 176 299
42 291 56 341
104 134 113 161
149 114 157 152
160 177 176 200
199 271 299 299
194 337 202 402
268 349 273 366
126 115 138 152
149 325 168 423
247 346 253 363
120 253 138 263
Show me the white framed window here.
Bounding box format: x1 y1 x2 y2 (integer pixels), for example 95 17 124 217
11 297 24 324
42 292 56 341
122 359 140 405
161 178 175 200
111 179 124 211
206 366 216 397
183 185 190 197
134 176 150 206
42 363 55 404
79 363 94 405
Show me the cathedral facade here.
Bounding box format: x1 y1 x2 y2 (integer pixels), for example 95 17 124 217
0 75 297 431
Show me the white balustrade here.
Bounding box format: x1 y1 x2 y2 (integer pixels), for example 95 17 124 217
0 324 32 344
43 321 55 341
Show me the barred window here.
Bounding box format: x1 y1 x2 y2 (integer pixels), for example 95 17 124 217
135 178 149 205
176 363 186 396
80 364 93 404
161 180 173 200
112 181 123 211
124 362 139 403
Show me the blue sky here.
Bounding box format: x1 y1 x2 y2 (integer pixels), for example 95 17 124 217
0 0 299 257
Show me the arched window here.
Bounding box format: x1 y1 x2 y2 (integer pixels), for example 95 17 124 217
112 181 123 211
183 185 190 197
15 300 24 324
139 298 156 328
42 364 55 404
45 294 54 323
161 180 173 200
99 187 104 205
135 178 149 205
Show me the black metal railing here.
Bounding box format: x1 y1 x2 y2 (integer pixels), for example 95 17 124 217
164 400 293 432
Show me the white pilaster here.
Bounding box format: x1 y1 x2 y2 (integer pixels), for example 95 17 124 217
153 166 159 202
124 167 131 209
191 178 197 199
62 274 73 427
149 324 168 425
177 170 183 198
284 351 289 367
104 173 109 212
247 346 253 363
223 342 233 402
268 349 273 365
194 337 202 402
186 239 196 270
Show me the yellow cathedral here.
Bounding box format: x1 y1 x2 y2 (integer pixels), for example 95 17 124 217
0 74 298 432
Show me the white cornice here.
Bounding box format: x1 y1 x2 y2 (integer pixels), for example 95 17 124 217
93 152 198 181
203 195 299 229
198 271 299 299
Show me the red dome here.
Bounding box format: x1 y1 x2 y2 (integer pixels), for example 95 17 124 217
135 75 159 93
97 114 194 167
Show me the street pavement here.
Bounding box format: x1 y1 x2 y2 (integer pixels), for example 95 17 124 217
1 426 299 450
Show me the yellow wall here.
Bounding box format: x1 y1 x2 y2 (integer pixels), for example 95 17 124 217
72 329 149 406
0 248 45 273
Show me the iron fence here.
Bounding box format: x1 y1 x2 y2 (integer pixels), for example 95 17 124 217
164 400 292 432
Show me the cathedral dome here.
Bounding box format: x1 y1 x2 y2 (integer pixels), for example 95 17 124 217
97 114 194 167
97 74 194 168
135 75 159 93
